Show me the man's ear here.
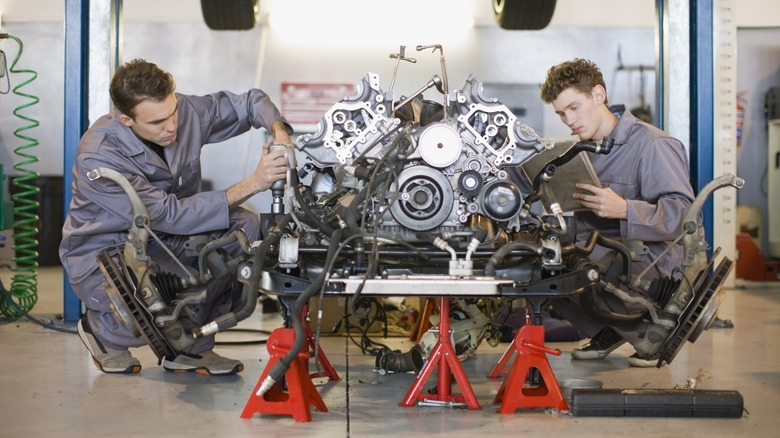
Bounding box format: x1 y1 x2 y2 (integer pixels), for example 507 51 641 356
118 113 134 127
592 85 607 104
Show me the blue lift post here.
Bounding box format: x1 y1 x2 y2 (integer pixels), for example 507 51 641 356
63 0 90 322
690 0 715 253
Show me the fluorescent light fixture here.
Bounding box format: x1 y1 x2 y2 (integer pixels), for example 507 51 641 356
268 0 474 46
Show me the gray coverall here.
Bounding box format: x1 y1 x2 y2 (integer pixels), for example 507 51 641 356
59 90 292 352
520 108 698 342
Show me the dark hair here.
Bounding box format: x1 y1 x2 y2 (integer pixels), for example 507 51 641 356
540 58 608 106
109 59 176 118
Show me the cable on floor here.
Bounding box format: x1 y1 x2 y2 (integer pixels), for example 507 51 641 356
0 278 77 334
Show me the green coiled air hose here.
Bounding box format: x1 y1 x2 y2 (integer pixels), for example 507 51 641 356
0 33 40 318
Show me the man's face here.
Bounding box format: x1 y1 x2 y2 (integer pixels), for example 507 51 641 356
120 93 179 146
551 86 605 141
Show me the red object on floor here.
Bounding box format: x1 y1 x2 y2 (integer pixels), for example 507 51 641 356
400 297 482 410
241 328 328 422
736 233 780 281
409 298 439 344
492 324 568 413
302 303 340 381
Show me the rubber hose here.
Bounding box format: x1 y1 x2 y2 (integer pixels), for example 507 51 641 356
269 228 343 385
0 34 40 318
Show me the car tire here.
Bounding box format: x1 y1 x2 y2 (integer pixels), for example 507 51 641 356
201 0 259 31
492 0 557 30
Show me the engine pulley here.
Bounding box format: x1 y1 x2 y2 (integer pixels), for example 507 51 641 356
389 166 455 231
418 123 462 168
479 179 522 222
458 170 483 197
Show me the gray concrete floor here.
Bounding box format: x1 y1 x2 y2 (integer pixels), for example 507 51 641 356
1 266 778 437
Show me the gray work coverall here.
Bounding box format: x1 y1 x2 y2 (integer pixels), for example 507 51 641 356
520 108 698 341
59 90 292 352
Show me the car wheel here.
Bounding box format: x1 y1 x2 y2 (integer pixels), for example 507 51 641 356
492 0 557 30
201 0 259 31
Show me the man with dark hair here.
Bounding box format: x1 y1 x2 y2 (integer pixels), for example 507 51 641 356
60 58 293 375
534 58 698 367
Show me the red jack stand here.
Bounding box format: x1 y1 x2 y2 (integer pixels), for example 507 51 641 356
487 330 517 379
492 324 568 413
303 303 340 381
400 297 482 410
241 328 328 422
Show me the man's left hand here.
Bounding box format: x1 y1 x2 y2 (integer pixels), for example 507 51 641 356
573 183 628 219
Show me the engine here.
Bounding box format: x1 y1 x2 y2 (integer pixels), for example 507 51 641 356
295 71 549 240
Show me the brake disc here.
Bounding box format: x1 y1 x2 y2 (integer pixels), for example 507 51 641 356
657 257 734 367
97 250 174 362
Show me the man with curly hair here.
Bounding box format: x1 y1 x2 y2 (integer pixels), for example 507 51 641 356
534 58 698 367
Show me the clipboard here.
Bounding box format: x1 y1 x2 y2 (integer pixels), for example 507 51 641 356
520 135 602 213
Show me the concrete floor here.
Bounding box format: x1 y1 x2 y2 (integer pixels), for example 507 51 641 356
1 266 778 437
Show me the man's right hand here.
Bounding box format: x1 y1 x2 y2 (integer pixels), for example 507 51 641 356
252 141 287 192
225 141 288 207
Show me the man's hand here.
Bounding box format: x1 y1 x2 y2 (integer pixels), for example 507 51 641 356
226 141 287 206
252 141 287 192
573 183 628 219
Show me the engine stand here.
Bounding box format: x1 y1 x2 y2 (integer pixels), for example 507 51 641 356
492 324 568 413
303 303 340 381
241 328 328 422
400 297 482 410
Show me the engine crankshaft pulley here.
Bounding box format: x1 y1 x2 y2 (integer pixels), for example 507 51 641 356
389 166 454 231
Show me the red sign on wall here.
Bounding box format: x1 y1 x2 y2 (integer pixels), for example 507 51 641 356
281 82 356 126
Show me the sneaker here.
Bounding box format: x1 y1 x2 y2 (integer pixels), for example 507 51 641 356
163 350 244 376
571 327 626 360
628 353 664 368
77 318 141 374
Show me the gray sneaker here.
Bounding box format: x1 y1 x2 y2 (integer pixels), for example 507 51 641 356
571 327 626 360
163 350 244 376
77 318 141 374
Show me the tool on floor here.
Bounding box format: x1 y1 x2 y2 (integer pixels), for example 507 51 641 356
569 388 744 418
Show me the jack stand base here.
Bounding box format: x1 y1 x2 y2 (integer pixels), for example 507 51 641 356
493 324 568 413
303 303 340 381
400 297 481 410
241 328 328 422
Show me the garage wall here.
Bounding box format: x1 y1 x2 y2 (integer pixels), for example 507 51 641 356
0 19 655 215
736 28 780 254
0 0 778 256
